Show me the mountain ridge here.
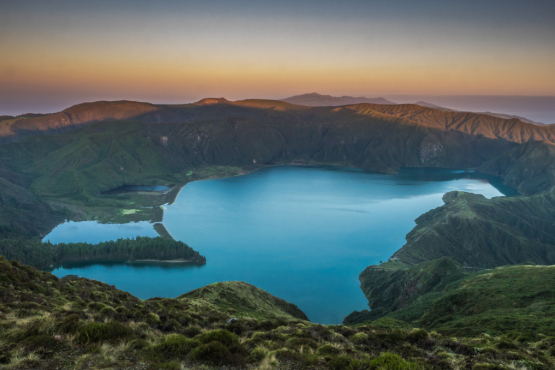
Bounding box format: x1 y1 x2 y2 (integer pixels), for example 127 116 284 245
2 98 555 147
281 92 396 106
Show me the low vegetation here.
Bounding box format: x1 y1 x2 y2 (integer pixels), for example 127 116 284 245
2 256 555 369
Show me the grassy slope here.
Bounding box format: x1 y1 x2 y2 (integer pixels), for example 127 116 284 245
179 281 309 321
420 264 555 336
349 188 555 327
0 166 66 238
1 256 553 369
348 258 555 338
346 257 468 323
392 190 555 268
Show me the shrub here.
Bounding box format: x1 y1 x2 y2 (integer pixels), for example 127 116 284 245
87 302 106 311
226 320 245 335
328 356 354 370
369 352 419 369
495 340 518 350
148 334 199 359
316 343 340 356
191 341 244 366
146 313 161 325
407 328 428 343
334 325 356 338
195 329 238 347
78 321 132 343
160 318 180 332
377 329 407 345
130 339 148 350
350 332 369 344
99 306 116 318
275 349 316 368
249 346 269 362
57 314 81 334
182 326 202 338
115 306 131 320
256 320 280 331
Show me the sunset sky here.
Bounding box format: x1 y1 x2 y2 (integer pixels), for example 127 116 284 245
1 0 555 115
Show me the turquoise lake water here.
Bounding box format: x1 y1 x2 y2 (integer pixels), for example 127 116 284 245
45 166 509 324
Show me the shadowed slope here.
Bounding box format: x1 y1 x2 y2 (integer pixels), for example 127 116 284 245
4 98 554 146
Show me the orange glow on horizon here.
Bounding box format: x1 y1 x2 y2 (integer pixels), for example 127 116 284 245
2 0 554 114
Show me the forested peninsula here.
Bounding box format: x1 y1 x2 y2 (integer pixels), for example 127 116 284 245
0 237 205 269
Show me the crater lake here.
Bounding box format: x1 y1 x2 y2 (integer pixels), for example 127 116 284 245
44 166 511 323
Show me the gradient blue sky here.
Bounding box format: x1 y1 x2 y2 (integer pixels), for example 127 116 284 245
1 0 554 115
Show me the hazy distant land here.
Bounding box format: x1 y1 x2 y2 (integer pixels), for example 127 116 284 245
280 93 555 125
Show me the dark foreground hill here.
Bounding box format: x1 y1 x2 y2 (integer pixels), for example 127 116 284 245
2 255 555 369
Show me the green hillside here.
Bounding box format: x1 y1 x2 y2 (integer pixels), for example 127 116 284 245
347 258 555 339
2 255 554 369
392 191 555 268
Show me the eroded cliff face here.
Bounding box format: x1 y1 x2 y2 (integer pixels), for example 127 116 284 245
418 135 445 165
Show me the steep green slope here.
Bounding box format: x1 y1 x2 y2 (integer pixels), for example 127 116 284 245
392 191 555 268
479 140 555 194
346 190 555 327
0 167 66 238
345 257 468 323
420 264 555 336
2 256 553 369
346 258 555 338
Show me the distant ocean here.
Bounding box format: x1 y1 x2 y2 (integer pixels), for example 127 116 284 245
387 95 555 125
